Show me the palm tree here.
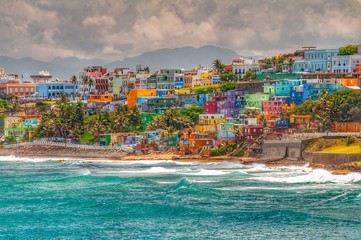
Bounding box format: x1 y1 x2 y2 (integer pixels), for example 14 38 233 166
270 56 278 70
87 77 94 95
70 75 77 100
286 58 295 73
212 59 225 75
82 75 89 99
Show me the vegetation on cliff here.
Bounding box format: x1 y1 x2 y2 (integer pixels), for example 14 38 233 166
305 136 361 154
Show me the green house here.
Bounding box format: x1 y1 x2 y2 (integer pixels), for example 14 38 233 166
100 134 111 146
263 84 276 97
147 98 176 114
245 93 270 110
256 73 301 81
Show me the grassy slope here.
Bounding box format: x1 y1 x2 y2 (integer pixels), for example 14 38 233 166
306 137 361 154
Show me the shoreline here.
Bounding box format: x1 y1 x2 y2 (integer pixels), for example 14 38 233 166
1 145 361 173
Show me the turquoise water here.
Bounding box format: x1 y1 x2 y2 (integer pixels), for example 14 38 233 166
0 157 361 239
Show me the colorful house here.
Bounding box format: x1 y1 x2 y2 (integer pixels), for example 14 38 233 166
263 83 276 97
333 122 361 132
127 89 156 108
188 139 214 153
199 114 225 125
203 101 217 114
88 94 113 103
262 100 284 116
290 84 310 105
245 93 270 110
290 114 313 129
309 83 339 100
275 79 305 97
244 126 264 143
147 98 176 114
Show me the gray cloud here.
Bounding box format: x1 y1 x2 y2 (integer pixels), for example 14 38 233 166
0 0 360 61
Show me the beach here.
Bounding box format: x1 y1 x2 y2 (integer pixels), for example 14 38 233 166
2 145 361 173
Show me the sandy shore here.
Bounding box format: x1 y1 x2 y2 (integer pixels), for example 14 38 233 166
1 145 360 173
0 145 254 163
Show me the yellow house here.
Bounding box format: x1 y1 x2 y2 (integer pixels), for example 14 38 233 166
192 78 203 87
200 73 212 85
290 114 312 124
175 89 192 94
199 117 226 125
5 116 23 128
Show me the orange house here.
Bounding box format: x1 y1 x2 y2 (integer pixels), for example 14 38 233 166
127 89 156 108
282 103 296 113
333 122 361 132
340 78 359 87
88 94 113 103
189 139 214 153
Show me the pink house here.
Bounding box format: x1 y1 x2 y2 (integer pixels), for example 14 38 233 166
262 100 284 116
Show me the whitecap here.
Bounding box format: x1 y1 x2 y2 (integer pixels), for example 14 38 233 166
255 169 361 184
179 169 231 176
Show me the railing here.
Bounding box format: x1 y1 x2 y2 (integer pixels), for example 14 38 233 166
3 141 133 152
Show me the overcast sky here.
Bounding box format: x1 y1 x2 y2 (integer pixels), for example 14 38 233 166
1 0 361 61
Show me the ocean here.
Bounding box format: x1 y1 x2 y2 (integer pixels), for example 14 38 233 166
0 156 361 240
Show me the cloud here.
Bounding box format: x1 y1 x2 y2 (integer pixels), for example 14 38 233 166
0 0 360 61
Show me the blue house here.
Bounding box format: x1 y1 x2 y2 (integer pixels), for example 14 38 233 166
156 90 169 97
197 94 208 107
292 48 339 72
174 75 184 88
212 76 221 84
37 82 79 99
291 84 310 105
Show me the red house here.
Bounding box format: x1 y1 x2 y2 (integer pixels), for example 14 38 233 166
244 126 264 143
203 101 217 114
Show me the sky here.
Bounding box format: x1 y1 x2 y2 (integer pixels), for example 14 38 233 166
1 0 361 61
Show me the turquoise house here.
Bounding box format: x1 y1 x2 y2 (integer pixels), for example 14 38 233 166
275 79 306 97
309 83 339 100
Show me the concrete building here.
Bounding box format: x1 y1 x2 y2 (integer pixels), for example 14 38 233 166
232 58 261 79
30 71 52 83
331 54 361 73
292 48 338 72
36 82 79 99
156 69 182 90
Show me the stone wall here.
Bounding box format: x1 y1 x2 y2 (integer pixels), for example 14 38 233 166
303 152 361 165
236 82 264 94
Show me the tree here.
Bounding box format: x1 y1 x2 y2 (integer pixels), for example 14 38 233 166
285 58 295 73
147 109 194 131
88 77 94 95
70 75 78 100
339 44 361 55
180 105 204 124
212 59 225 74
220 72 236 82
82 75 89 99
242 70 256 81
245 108 260 118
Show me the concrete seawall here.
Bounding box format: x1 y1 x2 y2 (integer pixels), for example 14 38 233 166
303 152 361 165
261 139 314 161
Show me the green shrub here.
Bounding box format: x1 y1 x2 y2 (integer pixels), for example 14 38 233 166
210 147 227 156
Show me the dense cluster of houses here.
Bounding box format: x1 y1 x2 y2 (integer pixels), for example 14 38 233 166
1 45 361 154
